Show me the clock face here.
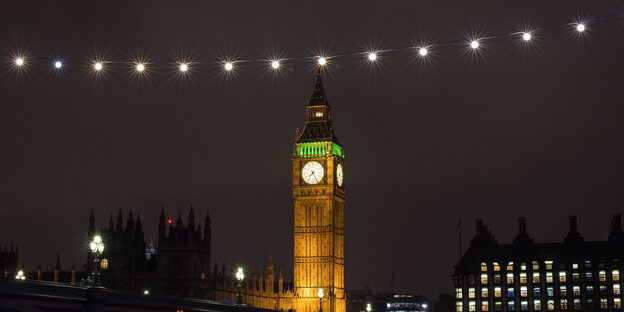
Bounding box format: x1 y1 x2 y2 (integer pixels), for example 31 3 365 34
336 163 344 187
302 161 324 184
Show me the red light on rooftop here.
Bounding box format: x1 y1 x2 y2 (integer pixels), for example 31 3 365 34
168 219 172 224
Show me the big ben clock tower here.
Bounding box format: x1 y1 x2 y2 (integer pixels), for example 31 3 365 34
293 70 345 312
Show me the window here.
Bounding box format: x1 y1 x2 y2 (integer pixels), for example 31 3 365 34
560 286 567 296
600 285 607 295
507 273 514 284
495 301 502 312
572 263 578 269
573 299 580 310
559 272 567 283
520 273 527 284
521 301 528 311
586 272 593 280
614 284 621 295
600 299 608 309
521 263 527 271
456 301 463 312
560 299 567 310
615 298 622 309
494 274 501 284
599 270 606 282
468 288 475 298
573 286 580 296
493 262 500 271
534 299 541 311
587 299 594 309
614 270 620 281
521 286 527 297
456 288 463 299
545 261 553 270
494 287 502 298
507 262 514 271
508 301 515 312
481 274 488 284
482 287 489 298
547 300 554 311
533 287 541 297
533 273 540 283
481 262 487 272
482 301 489 312
585 260 591 269
468 301 476 312
586 285 593 293
315 112 323 117
572 272 579 282
546 272 553 283
547 287 554 297
532 261 540 271
507 287 515 297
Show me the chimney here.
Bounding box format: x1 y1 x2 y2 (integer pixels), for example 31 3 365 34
609 214 624 241
564 215 584 243
518 217 526 234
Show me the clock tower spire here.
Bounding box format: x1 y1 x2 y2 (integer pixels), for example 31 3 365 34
293 69 345 312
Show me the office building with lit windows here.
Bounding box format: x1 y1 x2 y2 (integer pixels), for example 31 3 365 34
453 215 624 312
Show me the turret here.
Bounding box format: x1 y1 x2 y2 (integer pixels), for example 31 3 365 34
135 213 142 232
188 206 196 231
278 269 283 293
203 209 211 250
54 252 60 283
88 209 96 239
158 206 166 245
116 208 123 233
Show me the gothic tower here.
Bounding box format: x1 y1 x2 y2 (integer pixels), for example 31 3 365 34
293 70 345 312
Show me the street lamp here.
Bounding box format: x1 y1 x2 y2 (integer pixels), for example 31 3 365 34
90 235 104 286
366 303 372 312
15 270 25 280
318 288 324 312
236 267 244 304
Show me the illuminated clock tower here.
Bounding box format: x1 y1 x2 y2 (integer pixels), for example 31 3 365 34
293 70 345 312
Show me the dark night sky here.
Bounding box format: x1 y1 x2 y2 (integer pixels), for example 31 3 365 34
1 0 624 299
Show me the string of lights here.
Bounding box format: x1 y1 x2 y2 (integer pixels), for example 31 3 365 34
4 11 624 75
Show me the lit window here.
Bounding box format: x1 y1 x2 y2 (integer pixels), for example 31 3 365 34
573 299 580 310
481 287 489 298
520 273 527 284
534 299 541 311
507 262 514 271
481 262 487 272
456 301 463 312
495 301 502 312
533 273 540 283
508 301 515 311
615 298 622 309
533 287 541 297
585 260 591 269
545 261 553 270
507 287 514 297
572 263 578 269
573 286 580 296
493 262 500 271
599 270 606 282
600 299 608 309
521 263 527 271
587 299 594 309
468 288 475 298
614 284 621 295
532 261 539 270
560 299 567 310
614 270 620 281
315 112 323 117
468 301 476 312
494 287 502 298
456 288 463 299
586 272 593 280
572 272 579 282
560 286 567 296
547 300 554 311
546 272 553 283
520 286 527 297
586 285 593 293
482 301 489 311
559 272 566 283
481 274 488 284
521 301 528 311
507 273 514 284
600 285 607 295
547 287 554 297
494 274 501 284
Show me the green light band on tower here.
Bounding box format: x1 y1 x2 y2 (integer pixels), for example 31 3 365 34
295 141 344 159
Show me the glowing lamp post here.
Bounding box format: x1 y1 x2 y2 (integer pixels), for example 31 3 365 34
90 235 104 286
318 288 324 312
15 270 25 280
366 303 372 312
236 267 244 304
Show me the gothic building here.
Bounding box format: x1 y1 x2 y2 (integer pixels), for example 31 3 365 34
454 215 624 312
81 69 345 311
0 244 18 278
